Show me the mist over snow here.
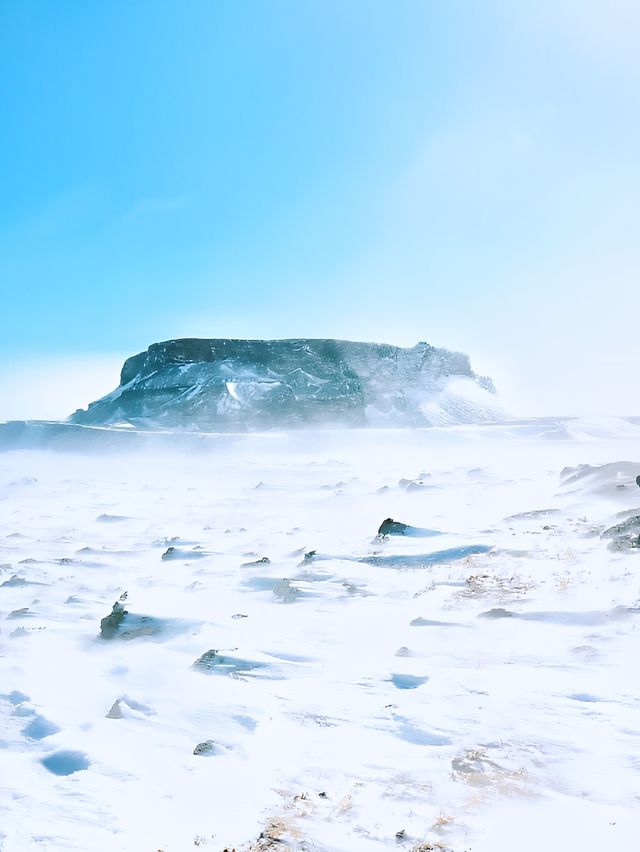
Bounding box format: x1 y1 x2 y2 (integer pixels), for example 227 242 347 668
2 422 640 850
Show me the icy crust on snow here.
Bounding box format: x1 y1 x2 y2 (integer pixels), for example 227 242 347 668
1 423 640 850
68 338 500 429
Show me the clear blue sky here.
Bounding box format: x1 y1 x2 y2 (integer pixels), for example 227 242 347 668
1 0 639 418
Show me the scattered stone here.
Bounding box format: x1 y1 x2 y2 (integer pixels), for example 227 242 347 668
193 740 217 756
106 696 155 718
378 518 409 536
106 700 123 719
478 607 515 619
602 515 640 539
100 601 128 638
1 575 28 588
602 515 640 552
8 607 30 618
161 546 205 561
192 649 265 677
398 478 428 492
607 535 640 552
241 556 270 566
98 605 164 640
231 613 248 619
272 578 301 602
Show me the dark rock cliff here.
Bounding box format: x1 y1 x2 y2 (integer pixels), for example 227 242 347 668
69 338 499 430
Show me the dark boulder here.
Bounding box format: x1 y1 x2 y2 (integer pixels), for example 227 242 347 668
378 518 409 536
99 602 128 638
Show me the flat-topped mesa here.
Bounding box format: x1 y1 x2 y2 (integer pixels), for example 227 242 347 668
69 338 500 430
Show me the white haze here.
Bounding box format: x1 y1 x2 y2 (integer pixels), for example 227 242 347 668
0 356 125 423
2 420 640 850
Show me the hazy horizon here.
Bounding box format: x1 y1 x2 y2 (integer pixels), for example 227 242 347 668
1 330 639 423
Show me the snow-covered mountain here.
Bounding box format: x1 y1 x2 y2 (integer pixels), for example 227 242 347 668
69 338 501 430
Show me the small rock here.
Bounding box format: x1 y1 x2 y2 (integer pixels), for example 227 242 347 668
8 607 30 618
105 700 123 719
100 601 128 638
378 518 408 536
479 607 515 619
193 740 217 756
1 575 28 588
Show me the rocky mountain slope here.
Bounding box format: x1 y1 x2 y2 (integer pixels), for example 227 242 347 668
70 338 500 430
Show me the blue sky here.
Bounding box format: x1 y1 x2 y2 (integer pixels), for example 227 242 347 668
1 0 639 418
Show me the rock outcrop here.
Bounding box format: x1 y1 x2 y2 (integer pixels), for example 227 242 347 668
69 337 499 430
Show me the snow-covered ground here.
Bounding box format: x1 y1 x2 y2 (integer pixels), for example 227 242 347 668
1 419 640 851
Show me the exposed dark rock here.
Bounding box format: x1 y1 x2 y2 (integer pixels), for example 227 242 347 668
602 515 640 552
478 608 515 619
378 518 409 536
192 649 266 676
601 515 640 539
99 601 128 638
161 546 206 561
69 338 498 430
607 535 640 552
193 740 217 756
